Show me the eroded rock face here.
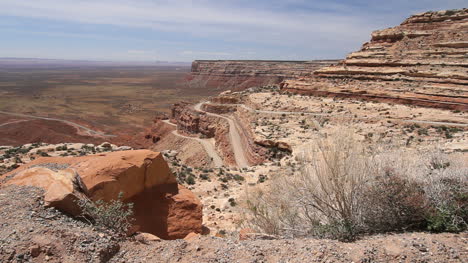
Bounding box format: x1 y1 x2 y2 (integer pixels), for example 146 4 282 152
282 8 468 111
189 60 337 91
201 103 237 114
1 150 203 240
171 102 219 138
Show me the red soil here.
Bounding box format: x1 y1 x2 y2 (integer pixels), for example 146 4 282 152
0 119 101 146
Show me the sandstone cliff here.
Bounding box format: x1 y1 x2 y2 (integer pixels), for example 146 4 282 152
188 60 337 91
282 8 468 111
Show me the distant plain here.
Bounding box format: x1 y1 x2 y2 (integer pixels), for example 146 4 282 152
0 65 218 135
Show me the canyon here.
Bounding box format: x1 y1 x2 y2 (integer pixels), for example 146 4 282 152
0 7 467 263
146 10 468 169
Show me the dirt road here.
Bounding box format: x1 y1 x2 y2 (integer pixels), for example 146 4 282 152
0 111 116 137
194 102 250 168
162 120 223 167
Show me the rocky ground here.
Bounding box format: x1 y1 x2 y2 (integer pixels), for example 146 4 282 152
0 185 121 263
1 185 466 263
113 232 467 263
0 142 132 174
245 88 467 154
149 83 467 236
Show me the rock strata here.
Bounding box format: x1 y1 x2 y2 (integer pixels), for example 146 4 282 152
189 60 337 91
282 8 468 111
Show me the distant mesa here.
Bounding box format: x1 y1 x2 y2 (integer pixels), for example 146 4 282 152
186 9 467 111
187 59 339 91
0 57 191 68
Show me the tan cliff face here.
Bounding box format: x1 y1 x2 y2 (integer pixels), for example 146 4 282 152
188 60 338 91
282 8 468 111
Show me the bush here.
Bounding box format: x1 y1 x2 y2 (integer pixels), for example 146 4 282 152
186 175 196 185
244 129 468 241
360 169 428 233
246 130 371 241
424 155 468 232
77 192 134 236
228 198 237 207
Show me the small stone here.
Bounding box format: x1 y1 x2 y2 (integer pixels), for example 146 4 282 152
30 245 41 257
419 247 428 252
135 232 161 244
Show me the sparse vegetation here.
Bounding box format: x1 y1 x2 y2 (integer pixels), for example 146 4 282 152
245 130 467 241
186 175 196 185
76 192 134 236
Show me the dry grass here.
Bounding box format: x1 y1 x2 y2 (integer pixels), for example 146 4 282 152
244 129 467 241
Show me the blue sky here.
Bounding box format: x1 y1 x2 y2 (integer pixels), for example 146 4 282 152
0 0 466 62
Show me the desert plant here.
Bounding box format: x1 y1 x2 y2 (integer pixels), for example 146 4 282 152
245 130 373 241
424 154 468 232
360 168 429 233
186 175 196 185
244 130 468 241
77 192 134 236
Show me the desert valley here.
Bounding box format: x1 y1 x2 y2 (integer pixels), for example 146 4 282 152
0 7 467 263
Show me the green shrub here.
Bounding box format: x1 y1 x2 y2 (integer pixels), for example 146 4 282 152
228 198 237 207
360 169 428 233
244 130 468 241
77 192 134 236
186 175 196 185
200 173 209 180
426 177 468 232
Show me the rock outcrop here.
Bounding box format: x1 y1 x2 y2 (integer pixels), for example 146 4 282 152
282 9 468 111
5 167 87 216
188 60 337 91
169 97 286 167
170 103 237 165
171 102 220 138
1 150 203 240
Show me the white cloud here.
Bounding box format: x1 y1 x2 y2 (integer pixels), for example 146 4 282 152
0 0 378 46
0 0 464 61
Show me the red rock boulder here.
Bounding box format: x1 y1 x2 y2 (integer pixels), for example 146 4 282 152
4 167 87 216
1 150 203 240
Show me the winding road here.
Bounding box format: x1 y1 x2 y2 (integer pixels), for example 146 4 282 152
236 104 468 128
239 104 331 116
162 120 224 167
0 111 116 137
187 101 468 168
0 119 31 128
194 102 250 168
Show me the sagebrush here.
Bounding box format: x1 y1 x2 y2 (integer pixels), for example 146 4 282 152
245 130 467 241
77 192 134 236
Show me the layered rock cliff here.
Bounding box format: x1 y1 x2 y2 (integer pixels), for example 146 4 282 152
170 102 238 166
282 8 468 111
188 60 337 91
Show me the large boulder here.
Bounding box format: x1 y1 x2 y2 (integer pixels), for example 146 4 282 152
1 150 203 239
4 167 87 216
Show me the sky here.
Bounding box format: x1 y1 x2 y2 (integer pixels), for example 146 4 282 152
0 0 466 62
